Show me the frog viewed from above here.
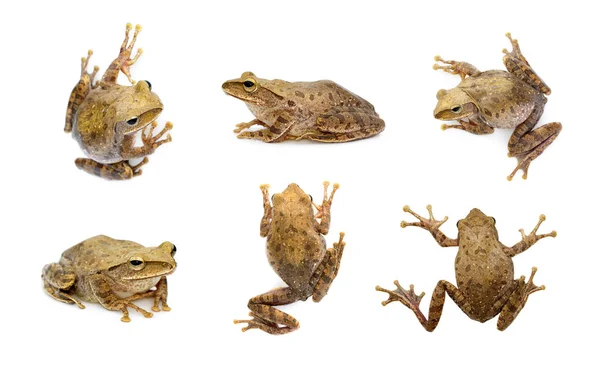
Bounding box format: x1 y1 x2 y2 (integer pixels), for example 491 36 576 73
234 182 346 334
65 23 173 180
376 205 556 331
433 33 561 180
222 72 385 142
43 235 177 322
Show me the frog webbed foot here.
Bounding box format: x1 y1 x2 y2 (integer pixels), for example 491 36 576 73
314 181 339 218
433 55 481 79
141 121 173 154
233 119 269 133
233 312 279 332
151 277 171 312
376 281 425 311
401 205 448 231
502 33 551 95
497 267 545 331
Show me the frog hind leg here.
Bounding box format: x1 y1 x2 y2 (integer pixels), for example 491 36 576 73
236 115 295 143
42 263 85 308
234 287 302 335
65 50 99 133
376 280 474 332
311 232 346 302
101 23 143 85
74 158 148 180
506 104 562 181
502 33 551 95
307 110 385 142
497 267 545 331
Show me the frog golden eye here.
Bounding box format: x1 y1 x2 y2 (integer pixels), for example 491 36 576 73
126 117 139 126
129 258 145 270
451 105 463 113
243 78 258 93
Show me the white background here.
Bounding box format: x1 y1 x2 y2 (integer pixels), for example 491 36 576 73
1 0 597 363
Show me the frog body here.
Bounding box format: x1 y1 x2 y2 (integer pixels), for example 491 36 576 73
223 72 384 142
433 33 561 180
43 235 177 322
65 24 172 180
377 205 556 331
234 182 346 335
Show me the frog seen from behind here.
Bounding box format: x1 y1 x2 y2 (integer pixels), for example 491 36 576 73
376 205 556 331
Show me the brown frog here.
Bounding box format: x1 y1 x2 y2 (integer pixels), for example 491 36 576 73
222 72 385 142
433 33 561 180
65 23 173 180
234 182 346 334
43 235 177 322
376 205 556 331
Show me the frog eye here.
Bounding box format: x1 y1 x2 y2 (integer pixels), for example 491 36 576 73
243 78 258 93
456 219 461 228
129 257 145 270
491 217 496 224
271 194 275 202
171 245 177 256
144 80 152 91
450 105 463 113
309 195 313 202
126 117 139 126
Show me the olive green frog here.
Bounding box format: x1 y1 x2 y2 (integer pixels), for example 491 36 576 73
65 23 173 180
43 235 176 322
234 182 346 334
222 72 384 142
433 33 561 180
376 205 556 331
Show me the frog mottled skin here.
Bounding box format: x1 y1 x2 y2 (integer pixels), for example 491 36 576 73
377 205 556 331
234 182 346 334
222 72 385 142
43 235 177 322
65 24 173 180
433 33 561 180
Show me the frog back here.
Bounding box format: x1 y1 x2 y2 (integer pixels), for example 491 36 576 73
459 70 542 128
283 80 376 114
455 240 514 321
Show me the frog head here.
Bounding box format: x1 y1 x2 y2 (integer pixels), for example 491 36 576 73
457 208 498 238
433 88 479 120
105 241 177 282
271 183 314 218
222 72 284 108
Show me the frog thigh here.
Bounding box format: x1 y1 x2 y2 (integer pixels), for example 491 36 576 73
311 111 385 142
42 263 84 307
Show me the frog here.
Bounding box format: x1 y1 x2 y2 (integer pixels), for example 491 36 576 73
42 235 177 322
222 72 385 142
376 205 556 331
234 182 346 334
433 33 562 181
64 23 173 180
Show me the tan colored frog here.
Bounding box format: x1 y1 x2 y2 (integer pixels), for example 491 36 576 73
65 23 173 180
222 72 384 142
377 205 556 331
433 33 561 180
234 182 346 334
42 235 177 322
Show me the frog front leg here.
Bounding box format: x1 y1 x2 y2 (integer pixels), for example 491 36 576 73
234 287 302 335
236 115 295 142
88 274 154 322
502 33 551 95
506 103 562 180
310 232 346 302
65 50 99 133
74 157 149 180
503 214 557 257
497 267 545 330
313 181 339 235
376 280 470 332
42 263 85 309
433 55 481 80
307 110 385 142
401 205 458 247
259 184 273 237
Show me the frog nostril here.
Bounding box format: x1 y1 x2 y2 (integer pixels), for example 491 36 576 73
144 80 152 90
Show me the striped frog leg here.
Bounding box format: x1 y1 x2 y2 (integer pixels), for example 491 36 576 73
502 33 551 96
234 287 302 335
65 50 99 132
311 232 346 303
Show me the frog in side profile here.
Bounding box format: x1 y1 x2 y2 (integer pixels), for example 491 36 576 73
433 33 561 180
65 23 172 180
234 182 346 334
222 72 384 142
43 235 176 322
376 205 556 331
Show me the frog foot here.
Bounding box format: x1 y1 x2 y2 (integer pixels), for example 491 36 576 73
151 289 170 313
142 121 173 153
80 49 100 83
118 23 144 84
433 56 480 80
115 299 154 322
234 312 278 332
518 214 557 245
523 267 545 296
314 181 340 218
401 205 448 231
234 119 268 133
376 281 425 311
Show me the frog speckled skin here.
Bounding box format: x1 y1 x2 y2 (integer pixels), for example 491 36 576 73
65 23 173 180
43 235 177 322
234 182 346 334
433 33 561 180
376 205 556 331
222 72 385 142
